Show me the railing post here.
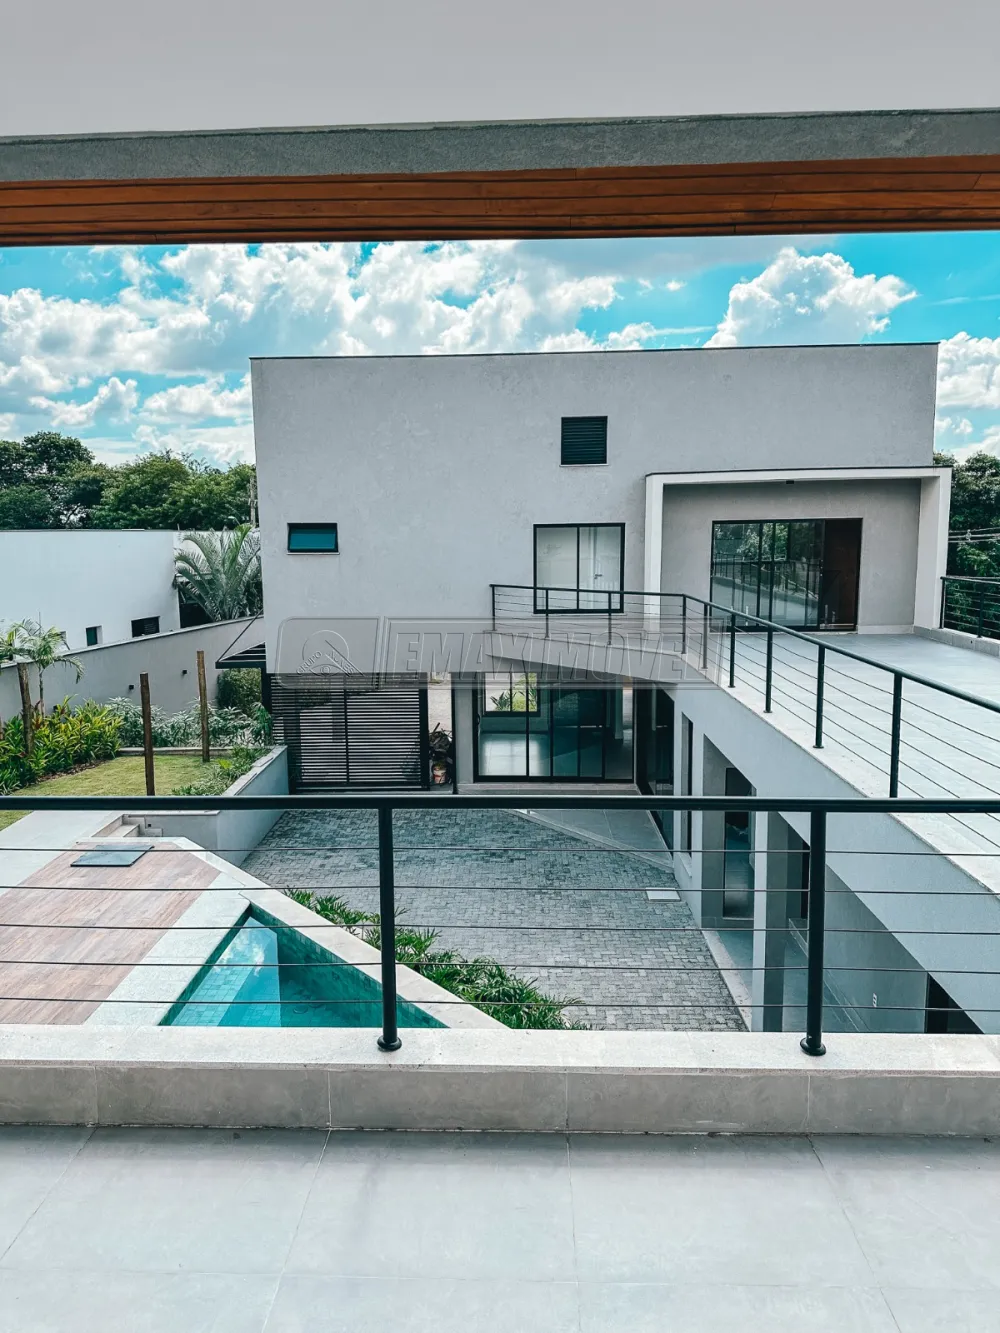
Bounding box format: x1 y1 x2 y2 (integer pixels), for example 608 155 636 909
764 627 774 713
728 611 737 688
978 584 985 638
491 584 496 632
545 587 550 638
608 589 613 643
681 593 687 657
889 672 903 798
376 805 401 1052
800 807 827 1057
939 578 946 630
814 644 825 748
701 604 709 669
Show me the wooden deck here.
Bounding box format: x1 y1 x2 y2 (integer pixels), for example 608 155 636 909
0 844 217 1023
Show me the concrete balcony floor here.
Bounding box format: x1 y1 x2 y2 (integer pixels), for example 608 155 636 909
1 1125 997 1331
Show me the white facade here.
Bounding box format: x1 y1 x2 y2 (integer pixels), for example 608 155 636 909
0 530 182 651
252 343 941 667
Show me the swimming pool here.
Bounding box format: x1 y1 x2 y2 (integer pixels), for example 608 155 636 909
163 908 445 1028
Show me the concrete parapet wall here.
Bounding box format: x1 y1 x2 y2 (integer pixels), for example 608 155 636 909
132 746 289 866
0 1029 997 1135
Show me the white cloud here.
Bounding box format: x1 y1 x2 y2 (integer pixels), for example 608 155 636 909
141 374 252 423
665 280 685 292
935 413 974 443
537 322 663 353
949 426 1000 463
706 247 915 348
29 376 138 428
131 422 255 465
936 332 1000 410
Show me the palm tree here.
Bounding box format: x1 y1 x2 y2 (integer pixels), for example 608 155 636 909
14 620 85 716
174 524 262 622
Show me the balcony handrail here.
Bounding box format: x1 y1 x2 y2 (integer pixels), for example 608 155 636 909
491 581 1000 722
4 787 1000 1062
5 790 1000 815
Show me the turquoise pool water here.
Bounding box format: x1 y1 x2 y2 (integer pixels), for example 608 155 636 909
164 909 444 1028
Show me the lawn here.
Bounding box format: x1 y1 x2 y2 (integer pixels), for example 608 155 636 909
0 755 215 832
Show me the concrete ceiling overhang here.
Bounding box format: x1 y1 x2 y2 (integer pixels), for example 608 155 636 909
2 108 1000 246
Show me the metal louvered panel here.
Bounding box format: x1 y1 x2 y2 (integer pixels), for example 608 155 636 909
271 675 429 790
560 415 608 465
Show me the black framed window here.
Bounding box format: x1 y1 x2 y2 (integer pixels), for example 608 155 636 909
482 671 539 715
534 523 624 613
561 416 607 465
288 522 338 553
85 625 101 647
131 616 160 638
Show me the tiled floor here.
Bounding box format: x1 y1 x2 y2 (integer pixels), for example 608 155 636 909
1 1126 997 1331
244 807 743 1031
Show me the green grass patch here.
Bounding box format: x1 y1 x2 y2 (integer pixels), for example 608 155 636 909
12 754 215 801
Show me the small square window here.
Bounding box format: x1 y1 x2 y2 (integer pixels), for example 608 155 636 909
561 416 607 465
288 523 339 553
131 616 160 638
85 625 102 647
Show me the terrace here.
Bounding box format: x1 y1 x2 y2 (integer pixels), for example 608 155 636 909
3 623 1000 1333
1 1126 997 1331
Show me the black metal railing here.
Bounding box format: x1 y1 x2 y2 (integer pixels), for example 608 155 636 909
3 789 1000 1061
490 583 1000 803
941 575 1000 641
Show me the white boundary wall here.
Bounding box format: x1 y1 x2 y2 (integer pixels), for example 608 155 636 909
0 617 255 720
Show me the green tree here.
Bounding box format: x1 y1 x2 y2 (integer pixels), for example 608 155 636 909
173 524 262 621
0 484 58 529
14 620 85 715
90 452 256 529
0 432 97 527
936 452 1000 577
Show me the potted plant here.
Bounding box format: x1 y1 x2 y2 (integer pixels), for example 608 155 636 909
428 724 454 785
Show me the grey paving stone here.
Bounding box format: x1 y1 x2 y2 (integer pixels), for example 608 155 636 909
244 808 744 1032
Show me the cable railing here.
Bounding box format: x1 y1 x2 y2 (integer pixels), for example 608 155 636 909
940 575 1000 640
2 790 1000 1060
490 583 1000 805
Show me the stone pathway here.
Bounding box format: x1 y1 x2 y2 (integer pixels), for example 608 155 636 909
244 809 743 1031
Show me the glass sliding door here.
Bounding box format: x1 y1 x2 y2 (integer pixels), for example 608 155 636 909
535 524 624 613
710 518 860 629
474 678 633 782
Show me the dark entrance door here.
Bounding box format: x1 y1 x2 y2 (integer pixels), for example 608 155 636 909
820 519 862 628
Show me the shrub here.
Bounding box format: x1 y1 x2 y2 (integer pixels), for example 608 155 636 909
216 668 261 715
170 744 270 796
105 697 267 748
0 699 121 794
288 890 581 1030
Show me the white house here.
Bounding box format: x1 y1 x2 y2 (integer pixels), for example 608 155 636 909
246 343 1000 1041
0 529 184 650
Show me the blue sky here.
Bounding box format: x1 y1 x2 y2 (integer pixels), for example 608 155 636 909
1 232 999 466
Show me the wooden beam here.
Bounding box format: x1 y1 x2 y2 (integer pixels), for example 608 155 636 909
2 155 1000 245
